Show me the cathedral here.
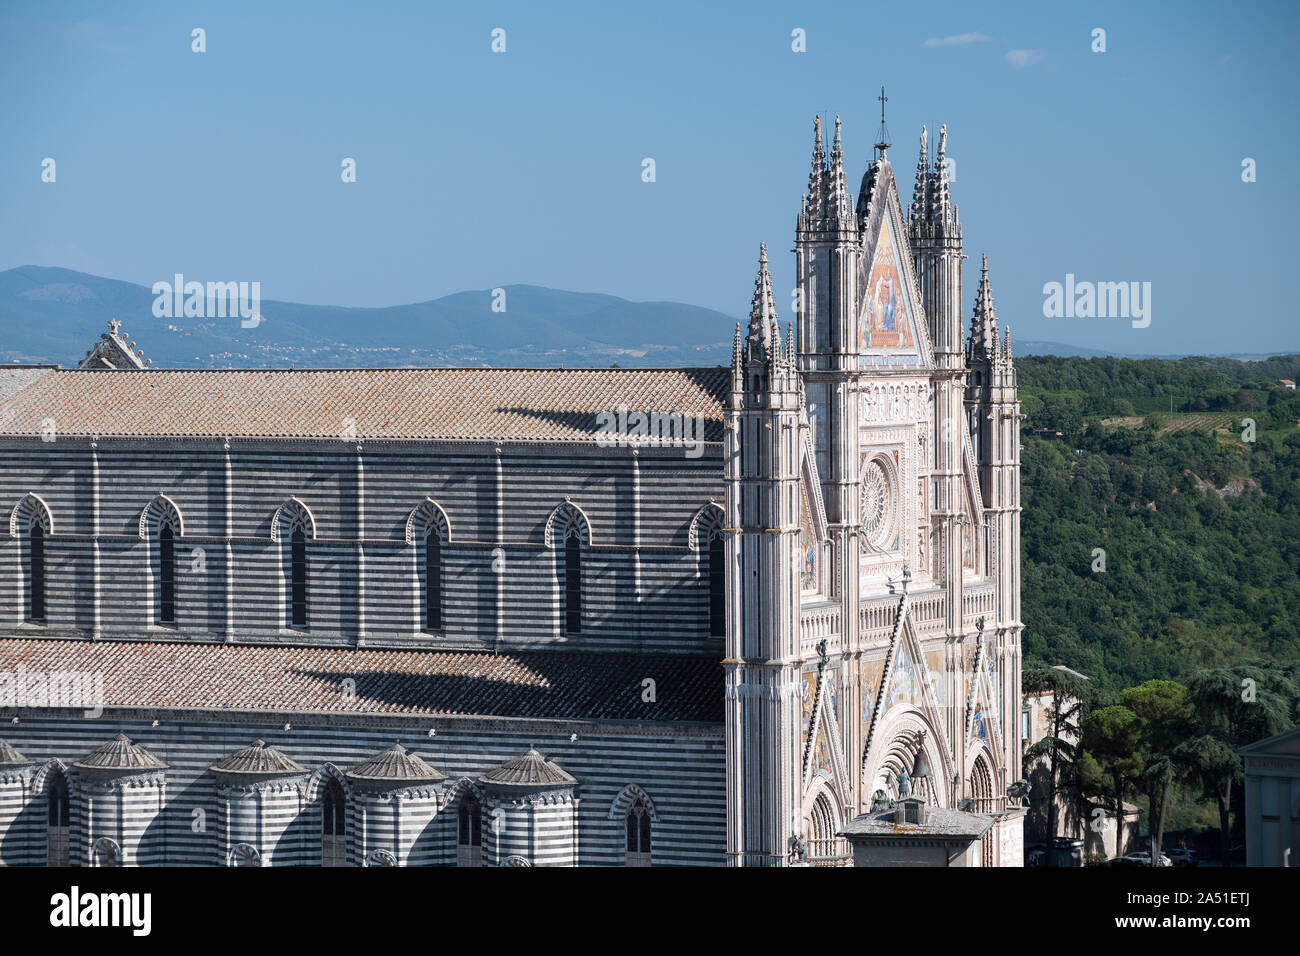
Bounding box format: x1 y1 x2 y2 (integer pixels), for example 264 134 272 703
0 114 1023 867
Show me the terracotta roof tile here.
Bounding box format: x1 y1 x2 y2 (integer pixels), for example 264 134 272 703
0 367 727 442
0 639 722 723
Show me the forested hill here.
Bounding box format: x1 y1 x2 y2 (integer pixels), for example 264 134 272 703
1016 354 1300 693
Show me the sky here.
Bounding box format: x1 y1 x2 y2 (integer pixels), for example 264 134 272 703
0 0 1296 355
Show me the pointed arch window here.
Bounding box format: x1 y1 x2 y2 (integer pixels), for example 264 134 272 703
28 520 46 623
457 795 482 867
47 771 69 866
141 496 183 627
564 527 582 634
158 522 176 625
625 797 652 866
424 528 442 632
290 527 307 629
321 778 347 867
273 499 315 631
707 532 725 637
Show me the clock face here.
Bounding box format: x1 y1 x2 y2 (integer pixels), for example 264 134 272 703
861 458 897 551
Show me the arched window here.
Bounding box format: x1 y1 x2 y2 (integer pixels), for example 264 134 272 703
290 526 308 629
457 796 482 867
321 779 346 867
707 532 725 637
424 527 442 632
141 496 183 627
28 519 46 623
47 771 69 866
158 522 176 625
273 498 315 631
563 527 582 634
94 838 122 868
625 797 652 866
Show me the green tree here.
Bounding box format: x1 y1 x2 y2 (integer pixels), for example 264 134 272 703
1022 662 1092 843
1082 705 1145 853
1184 662 1297 864
1122 680 1191 865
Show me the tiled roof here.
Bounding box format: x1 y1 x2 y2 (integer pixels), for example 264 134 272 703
0 639 722 723
210 739 307 777
72 733 168 772
0 367 728 442
348 744 445 783
480 748 577 789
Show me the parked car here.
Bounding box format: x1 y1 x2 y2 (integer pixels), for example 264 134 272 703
1121 851 1172 867
1165 848 1198 867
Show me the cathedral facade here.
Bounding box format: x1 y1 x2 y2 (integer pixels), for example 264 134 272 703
0 116 1022 867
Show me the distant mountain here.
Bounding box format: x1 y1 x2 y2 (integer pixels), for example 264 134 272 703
0 267 1290 368
0 267 738 369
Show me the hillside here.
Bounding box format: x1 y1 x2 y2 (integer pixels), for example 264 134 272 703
1017 355 1300 691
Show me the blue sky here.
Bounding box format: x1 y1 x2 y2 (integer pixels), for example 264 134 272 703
1 0 1296 355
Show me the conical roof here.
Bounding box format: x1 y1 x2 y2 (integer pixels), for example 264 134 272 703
347 744 445 783
0 739 32 767
479 748 577 789
210 739 305 776
72 733 167 772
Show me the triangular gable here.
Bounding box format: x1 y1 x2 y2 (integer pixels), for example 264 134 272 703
799 423 829 542
966 644 1002 754
879 616 953 760
857 162 934 370
803 662 851 800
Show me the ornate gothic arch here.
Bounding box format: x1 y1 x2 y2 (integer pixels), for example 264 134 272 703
9 493 52 538
29 757 68 794
801 776 844 838
687 501 725 551
405 498 452 545
304 761 352 803
270 497 316 541
138 493 184 539
864 705 954 809
544 499 592 547
607 783 659 822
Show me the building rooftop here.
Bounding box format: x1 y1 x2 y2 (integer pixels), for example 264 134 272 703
840 804 995 841
0 366 727 442
0 739 31 767
348 744 445 783
72 733 168 772
0 639 723 723
480 748 577 789
210 739 307 777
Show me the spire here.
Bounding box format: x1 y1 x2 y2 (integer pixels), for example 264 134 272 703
1002 326 1013 363
827 115 848 218
732 322 743 368
932 123 953 224
874 86 891 159
971 252 999 357
807 115 827 217
786 322 796 364
911 125 929 223
746 243 779 361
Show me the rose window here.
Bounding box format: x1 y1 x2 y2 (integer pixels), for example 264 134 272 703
861 459 897 550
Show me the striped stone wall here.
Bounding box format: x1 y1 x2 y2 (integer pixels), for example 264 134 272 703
0 711 725 866
0 438 726 652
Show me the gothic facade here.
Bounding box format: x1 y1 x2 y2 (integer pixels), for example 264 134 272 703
0 116 1022 866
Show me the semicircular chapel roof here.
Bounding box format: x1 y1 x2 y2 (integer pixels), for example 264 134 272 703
209 739 306 776
0 739 32 766
347 744 445 783
72 733 168 772
479 748 577 789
